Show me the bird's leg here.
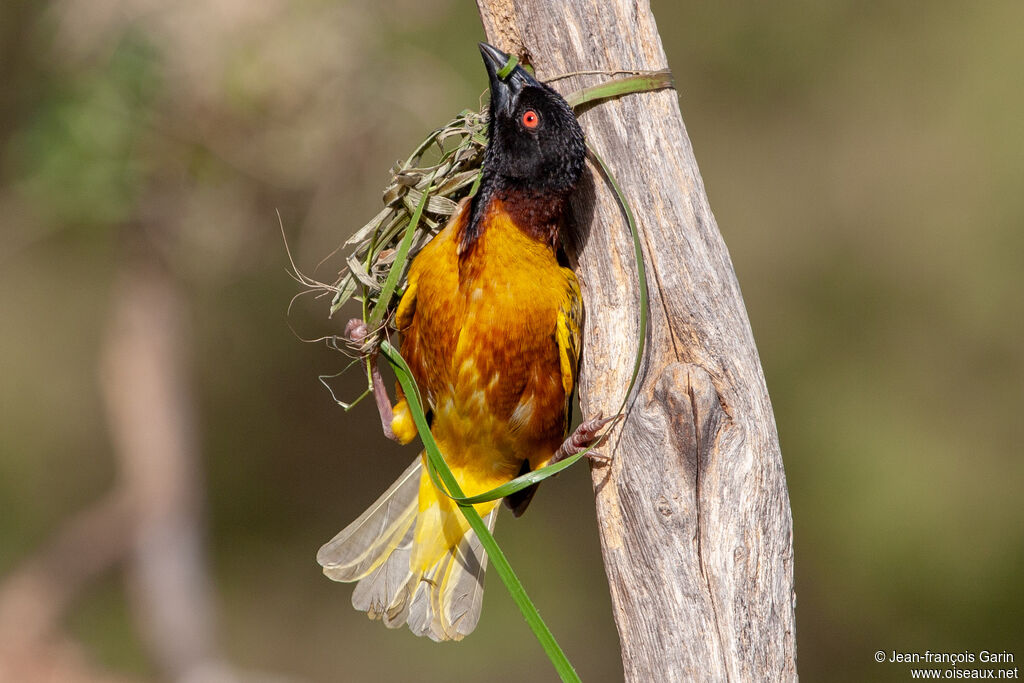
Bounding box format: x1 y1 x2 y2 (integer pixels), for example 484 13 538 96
345 318 398 442
551 412 619 465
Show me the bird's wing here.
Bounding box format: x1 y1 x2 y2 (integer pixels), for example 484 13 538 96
555 269 583 428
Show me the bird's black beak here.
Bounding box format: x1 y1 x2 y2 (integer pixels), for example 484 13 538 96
479 42 542 119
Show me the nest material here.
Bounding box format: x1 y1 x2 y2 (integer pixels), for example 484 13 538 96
329 108 489 322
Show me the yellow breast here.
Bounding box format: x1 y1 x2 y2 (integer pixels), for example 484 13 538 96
401 200 575 483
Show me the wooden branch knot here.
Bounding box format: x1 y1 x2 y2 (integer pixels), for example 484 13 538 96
654 361 729 483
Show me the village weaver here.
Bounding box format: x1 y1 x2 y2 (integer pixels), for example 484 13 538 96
317 43 614 641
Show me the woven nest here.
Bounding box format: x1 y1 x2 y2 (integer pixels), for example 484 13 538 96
329 108 489 328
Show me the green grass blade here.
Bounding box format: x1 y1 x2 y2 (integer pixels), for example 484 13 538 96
423 450 589 505
566 70 674 110
379 341 581 683
496 54 519 80
367 170 436 328
586 145 649 419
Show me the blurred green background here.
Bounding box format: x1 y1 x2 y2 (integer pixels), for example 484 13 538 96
1 1 1021 681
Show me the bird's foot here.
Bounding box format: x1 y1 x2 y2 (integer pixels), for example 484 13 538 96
344 318 398 442
345 318 372 350
552 412 620 466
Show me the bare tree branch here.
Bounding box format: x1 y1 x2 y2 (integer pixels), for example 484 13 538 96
476 2 798 680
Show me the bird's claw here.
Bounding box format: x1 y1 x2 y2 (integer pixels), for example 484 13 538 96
343 317 397 441
345 318 371 349
583 449 613 466
553 412 620 465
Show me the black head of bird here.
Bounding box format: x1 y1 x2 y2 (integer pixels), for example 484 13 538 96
478 42 585 197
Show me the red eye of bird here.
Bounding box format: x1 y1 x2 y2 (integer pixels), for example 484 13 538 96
521 109 539 129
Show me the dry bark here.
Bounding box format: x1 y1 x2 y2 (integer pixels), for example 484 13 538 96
476 2 798 681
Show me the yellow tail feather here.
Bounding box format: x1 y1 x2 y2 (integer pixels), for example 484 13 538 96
317 456 497 641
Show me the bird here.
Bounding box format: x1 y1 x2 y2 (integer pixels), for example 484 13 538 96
317 42 613 642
